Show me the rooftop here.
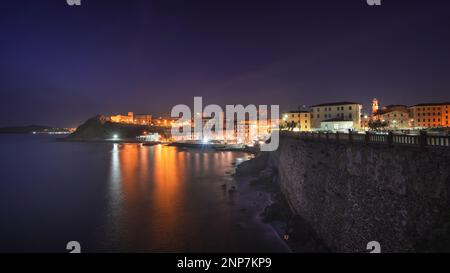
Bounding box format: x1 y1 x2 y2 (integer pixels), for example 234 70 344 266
284 110 310 114
411 102 450 107
311 101 361 107
321 118 353 122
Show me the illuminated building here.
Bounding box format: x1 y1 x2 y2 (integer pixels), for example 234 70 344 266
311 102 362 130
320 118 354 132
134 114 152 125
110 112 153 125
372 105 412 130
171 111 273 145
409 102 450 128
360 114 370 131
372 98 379 114
281 111 311 131
111 112 134 123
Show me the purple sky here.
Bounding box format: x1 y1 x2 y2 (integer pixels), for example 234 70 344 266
1 0 450 127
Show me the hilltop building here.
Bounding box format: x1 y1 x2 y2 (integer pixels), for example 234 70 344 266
110 112 153 125
110 112 134 124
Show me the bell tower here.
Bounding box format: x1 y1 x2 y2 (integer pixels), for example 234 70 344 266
372 98 379 114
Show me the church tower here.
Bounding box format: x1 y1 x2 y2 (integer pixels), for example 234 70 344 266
372 98 379 114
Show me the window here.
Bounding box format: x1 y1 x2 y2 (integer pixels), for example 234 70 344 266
349 106 352 110
349 113 352 118
305 114 308 118
317 114 320 118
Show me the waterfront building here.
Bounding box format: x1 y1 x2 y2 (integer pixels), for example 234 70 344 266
136 133 160 142
281 110 311 131
311 102 362 130
409 103 450 128
171 111 272 145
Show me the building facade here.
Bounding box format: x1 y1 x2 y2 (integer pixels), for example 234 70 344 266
110 112 134 123
282 111 311 131
409 103 450 128
320 118 354 132
311 102 362 130
134 114 152 125
373 105 412 130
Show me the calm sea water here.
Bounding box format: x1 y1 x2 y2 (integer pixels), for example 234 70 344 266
0 135 289 253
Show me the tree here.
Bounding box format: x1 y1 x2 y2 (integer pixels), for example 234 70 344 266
368 120 388 131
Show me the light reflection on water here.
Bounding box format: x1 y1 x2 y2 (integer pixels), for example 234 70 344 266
0 135 288 253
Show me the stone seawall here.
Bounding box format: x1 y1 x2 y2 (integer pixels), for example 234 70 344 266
269 135 450 252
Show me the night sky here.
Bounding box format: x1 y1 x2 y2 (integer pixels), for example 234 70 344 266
1 0 450 127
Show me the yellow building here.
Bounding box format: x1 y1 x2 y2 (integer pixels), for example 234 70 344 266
311 102 362 130
110 112 134 123
282 111 311 131
409 103 450 128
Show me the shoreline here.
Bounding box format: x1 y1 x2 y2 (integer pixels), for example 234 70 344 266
235 153 329 253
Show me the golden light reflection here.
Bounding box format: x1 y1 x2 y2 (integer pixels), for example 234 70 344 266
106 144 245 250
